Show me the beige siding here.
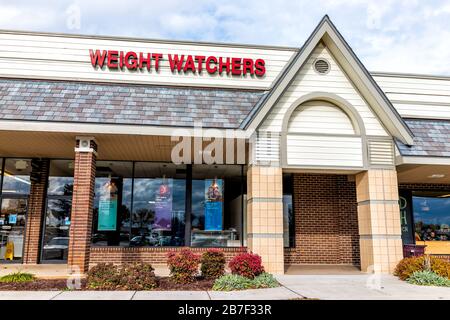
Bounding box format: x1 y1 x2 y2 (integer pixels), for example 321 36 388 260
373 74 450 120
287 100 355 135
260 43 389 136
286 135 363 167
0 32 296 89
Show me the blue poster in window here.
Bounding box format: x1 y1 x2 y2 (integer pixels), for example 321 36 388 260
204 179 223 231
154 179 173 231
98 180 118 231
8 214 17 224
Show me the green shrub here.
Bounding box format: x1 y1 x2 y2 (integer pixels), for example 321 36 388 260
394 256 450 281
201 249 226 279
0 272 35 283
212 274 253 291
252 273 279 289
117 263 158 290
213 272 280 291
87 262 158 290
167 249 201 284
406 270 450 287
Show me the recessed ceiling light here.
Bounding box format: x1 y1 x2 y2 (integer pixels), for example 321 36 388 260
428 174 445 179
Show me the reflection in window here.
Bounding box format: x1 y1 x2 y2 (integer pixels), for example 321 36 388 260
92 161 132 247
131 163 186 247
413 191 450 242
283 174 295 248
191 165 244 247
48 160 74 196
2 159 32 195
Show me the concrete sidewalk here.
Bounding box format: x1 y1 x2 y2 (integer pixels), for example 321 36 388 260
0 274 448 300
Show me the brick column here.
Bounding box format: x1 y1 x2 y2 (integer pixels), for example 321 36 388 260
247 166 284 274
67 137 97 273
23 159 49 264
355 169 403 273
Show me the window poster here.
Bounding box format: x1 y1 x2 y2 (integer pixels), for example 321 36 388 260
204 179 223 231
154 179 173 231
98 180 118 231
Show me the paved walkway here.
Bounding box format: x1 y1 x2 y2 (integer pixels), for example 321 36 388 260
0 274 449 300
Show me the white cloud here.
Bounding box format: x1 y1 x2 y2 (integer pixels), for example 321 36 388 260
1 0 450 74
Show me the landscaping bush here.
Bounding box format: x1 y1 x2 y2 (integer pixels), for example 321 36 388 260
252 273 279 289
212 274 253 291
87 262 158 290
229 252 264 279
394 256 450 281
406 270 450 287
167 249 201 284
117 263 158 290
200 249 226 279
212 272 279 291
0 272 35 283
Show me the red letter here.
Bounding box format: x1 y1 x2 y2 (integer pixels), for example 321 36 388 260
183 55 196 73
107 50 119 69
89 49 107 68
152 53 163 71
218 57 231 74
255 59 265 77
168 54 185 72
125 51 138 70
242 58 254 75
139 53 152 71
195 55 206 73
231 57 242 75
206 56 217 74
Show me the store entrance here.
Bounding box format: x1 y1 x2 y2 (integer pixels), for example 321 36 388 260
0 197 27 263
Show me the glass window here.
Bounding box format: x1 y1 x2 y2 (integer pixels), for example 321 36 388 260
283 174 295 247
47 160 74 196
92 161 133 247
2 159 32 195
0 198 27 262
41 160 74 262
131 163 186 247
413 191 450 242
191 164 244 247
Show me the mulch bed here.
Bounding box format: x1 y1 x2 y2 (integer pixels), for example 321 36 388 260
0 277 214 291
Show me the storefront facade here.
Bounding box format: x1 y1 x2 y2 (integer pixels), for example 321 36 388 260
0 16 449 274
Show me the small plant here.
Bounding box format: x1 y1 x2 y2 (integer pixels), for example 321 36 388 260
167 249 201 284
394 256 450 281
201 249 226 279
117 263 158 290
229 252 264 279
0 272 35 283
87 262 158 290
212 274 253 291
86 263 120 290
252 273 279 289
406 270 450 287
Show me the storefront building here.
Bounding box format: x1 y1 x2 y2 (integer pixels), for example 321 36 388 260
0 16 449 274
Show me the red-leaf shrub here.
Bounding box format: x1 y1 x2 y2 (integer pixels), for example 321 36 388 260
201 249 226 279
167 249 201 284
229 252 264 279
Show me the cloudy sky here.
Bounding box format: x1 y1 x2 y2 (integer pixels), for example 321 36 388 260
1 0 450 75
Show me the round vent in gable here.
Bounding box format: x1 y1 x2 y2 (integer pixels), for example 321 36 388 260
313 59 330 74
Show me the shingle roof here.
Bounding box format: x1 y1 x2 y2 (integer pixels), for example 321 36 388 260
0 79 265 128
396 119 450 157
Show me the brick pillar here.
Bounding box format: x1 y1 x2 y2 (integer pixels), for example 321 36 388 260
67 137 97 273
23 159 49 264
355 169 403 273
247 166 284 274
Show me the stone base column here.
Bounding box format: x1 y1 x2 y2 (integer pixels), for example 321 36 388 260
247 166 284 274
23 159 49 264
67 137 97 273
356 169 403 273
